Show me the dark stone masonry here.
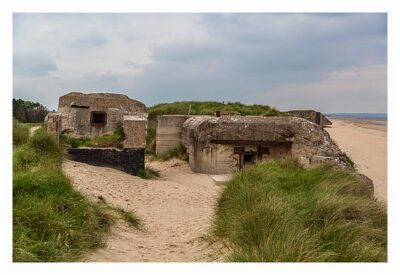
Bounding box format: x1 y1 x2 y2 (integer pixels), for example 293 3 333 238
67 148 145 175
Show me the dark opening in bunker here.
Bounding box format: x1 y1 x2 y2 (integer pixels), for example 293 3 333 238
243 152 256 165
91 111 107 126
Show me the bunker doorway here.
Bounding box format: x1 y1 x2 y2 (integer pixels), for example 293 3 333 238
234 146 270 169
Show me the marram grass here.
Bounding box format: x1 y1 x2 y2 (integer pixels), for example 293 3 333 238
13 126 141 262
210 159 387 262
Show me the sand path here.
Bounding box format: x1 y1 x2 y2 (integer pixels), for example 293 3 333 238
29 126 41 136
62 159 222 262
326 119 387 202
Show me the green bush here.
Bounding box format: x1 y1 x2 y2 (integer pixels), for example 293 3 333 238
211 159 387 262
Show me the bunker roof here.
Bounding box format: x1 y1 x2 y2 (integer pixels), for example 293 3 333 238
182 116 302 145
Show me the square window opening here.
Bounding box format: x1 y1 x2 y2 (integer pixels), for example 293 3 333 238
91 112 107 126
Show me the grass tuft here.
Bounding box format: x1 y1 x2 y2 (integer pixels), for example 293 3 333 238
114 207 143 229
342 152 356 169
158 143 188 161
136 168 160 179
210 158 387 262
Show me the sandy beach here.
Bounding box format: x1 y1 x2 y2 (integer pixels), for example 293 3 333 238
326 119 387 202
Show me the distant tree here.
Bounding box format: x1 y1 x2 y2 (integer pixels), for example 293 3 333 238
13 98 49 122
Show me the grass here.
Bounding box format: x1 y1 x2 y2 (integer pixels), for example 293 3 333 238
146 101 283 153
114 207 143 229
136 168 160 179
96 196 143 230
210 158 387 262
343 152 356 169
13 126 115 262
157 143 188 161
61 126 125 149
13 120 30 146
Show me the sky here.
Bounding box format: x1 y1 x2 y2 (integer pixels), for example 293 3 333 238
13 13 387 112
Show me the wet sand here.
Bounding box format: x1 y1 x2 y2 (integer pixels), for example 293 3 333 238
325 119 387 202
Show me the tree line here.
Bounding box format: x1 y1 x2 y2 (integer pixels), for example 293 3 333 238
13 98 49 122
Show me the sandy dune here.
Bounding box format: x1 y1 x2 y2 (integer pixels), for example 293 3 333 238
326 119 387 202
63 159 222 262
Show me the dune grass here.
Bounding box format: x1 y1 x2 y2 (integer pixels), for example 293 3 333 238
13 127 114 262
210 159 387 262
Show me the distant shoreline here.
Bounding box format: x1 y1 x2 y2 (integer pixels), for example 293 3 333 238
326 113 387 121
328 118 387 132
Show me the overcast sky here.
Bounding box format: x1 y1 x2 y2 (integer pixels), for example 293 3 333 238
13 13 387 112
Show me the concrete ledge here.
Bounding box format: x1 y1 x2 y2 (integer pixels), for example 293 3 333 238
210 174 232 185
67 147 144 175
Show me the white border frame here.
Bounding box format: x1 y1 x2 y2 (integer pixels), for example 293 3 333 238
1 1 398 275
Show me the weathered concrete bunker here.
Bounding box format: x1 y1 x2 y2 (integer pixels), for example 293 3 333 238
56 92 147 137
45 92 147 175
156 114 350 174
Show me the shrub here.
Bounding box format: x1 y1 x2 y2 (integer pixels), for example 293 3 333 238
210 159 387 262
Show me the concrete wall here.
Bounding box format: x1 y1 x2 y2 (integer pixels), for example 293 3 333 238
44 112 62 141
67 148 145 175
156 115 190 155
123 115 147 149
287 110 332 126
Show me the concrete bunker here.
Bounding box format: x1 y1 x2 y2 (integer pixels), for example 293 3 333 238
45 92 148 175
55 92 147 137
176 115 350 174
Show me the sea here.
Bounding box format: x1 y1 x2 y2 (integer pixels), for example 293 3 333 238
326 113 387 121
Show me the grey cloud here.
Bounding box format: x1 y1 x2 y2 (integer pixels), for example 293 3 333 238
13 53 58 76
70 33 108 48
13 13 387 112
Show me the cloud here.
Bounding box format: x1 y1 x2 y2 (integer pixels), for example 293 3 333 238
13 13 387 112
70 33 108 48
256 64 387 113
13 53 58 76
